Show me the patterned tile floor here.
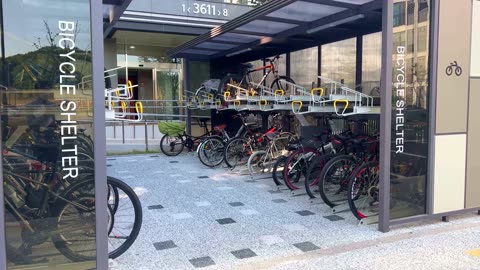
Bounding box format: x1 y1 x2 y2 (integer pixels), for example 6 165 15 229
108 154 480 270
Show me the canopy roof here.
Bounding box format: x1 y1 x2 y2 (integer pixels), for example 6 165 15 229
167 0 382 62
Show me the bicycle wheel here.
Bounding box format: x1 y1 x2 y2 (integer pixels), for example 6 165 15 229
304 154 332 199
52 176 142 261
198 136 225 167
106 177 143 259
247 151 269 175
270 76 295 95
160 134 184 156
318 155 356 208
283 148 321 190
272 156 287 186
224 137 251 168
347 161 380 220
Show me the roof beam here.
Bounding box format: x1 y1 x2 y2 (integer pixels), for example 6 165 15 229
299 0 359 9
103 0 123 5
104 0 133 38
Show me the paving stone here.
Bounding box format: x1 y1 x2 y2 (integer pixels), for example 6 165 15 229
324 215 345 222
229 202 245 207
148 205 164 210
272 199 287 203
194 201 212 207
216 218 236 225
295 210 315 216
171 213 194 220
231 249 257 259
189 256 216 268
217 186 234 191
240 209 261 216
170 161 179 163
293 241 320 252
283 223 307 232
198 176 210 179
268 190 282 194
259 235 285 246
154 240 177 250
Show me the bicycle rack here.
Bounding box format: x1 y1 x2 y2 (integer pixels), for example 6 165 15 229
105 80 145 122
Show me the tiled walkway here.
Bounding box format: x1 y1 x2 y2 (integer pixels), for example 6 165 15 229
107 154 480 270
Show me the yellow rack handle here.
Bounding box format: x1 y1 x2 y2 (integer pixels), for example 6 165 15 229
215 100 222 107
259 99 268 110
121 101 127 112
291 100 303 114
224 91 231 100
274 89 285 96
135 101 143 114
207 93 214 99
311 88 324 97
127 80 134 98
333 99 349 116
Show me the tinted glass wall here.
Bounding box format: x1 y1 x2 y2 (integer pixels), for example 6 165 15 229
390 0 431 219
321 38 357 89
0 0 96 268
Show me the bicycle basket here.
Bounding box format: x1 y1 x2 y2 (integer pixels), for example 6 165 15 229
158 122 186 136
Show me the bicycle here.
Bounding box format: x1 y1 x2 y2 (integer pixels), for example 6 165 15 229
159 118 224 156
3 131 141 264
247 131 295 175
217 55 295 99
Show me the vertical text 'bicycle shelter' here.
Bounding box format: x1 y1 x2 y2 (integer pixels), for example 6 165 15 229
167 0 480 232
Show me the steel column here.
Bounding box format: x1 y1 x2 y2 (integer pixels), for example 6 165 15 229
184 58 192 135
91 0 109 268
378 0 393 233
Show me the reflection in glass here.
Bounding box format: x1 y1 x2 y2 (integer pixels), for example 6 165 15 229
321 38 357 89
390 0 431 220
1 0 96 268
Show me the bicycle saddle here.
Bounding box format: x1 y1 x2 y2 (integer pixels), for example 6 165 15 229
214 125 226 131
245 122 257 126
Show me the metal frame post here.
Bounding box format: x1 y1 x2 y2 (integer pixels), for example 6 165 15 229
379 0 393 233
0 0 7 267
426 0 440 215
355 34 363 91
90 0 109 268
184 58 192 135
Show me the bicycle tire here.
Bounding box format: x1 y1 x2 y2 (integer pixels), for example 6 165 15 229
270 76 296 94
318 155 356 208
347 161 380 220
304 154 333 199
272 156 287 186
198 136 225 167
247 150 268 175
283 148 321 190
160 134 185 156
224 137 251 168
52 176 143 261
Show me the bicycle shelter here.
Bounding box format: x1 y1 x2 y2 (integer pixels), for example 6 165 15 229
167 0 480 232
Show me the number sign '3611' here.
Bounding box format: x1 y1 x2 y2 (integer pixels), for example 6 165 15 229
182 3 229 17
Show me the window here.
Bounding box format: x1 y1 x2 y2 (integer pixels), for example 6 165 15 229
321 38 357 89
394 2 406 27
418 27 428 52
418 1 429 23
290 47 319 89
407 2 415 25
362 32 382 96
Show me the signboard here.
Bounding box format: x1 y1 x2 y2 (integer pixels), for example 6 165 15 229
128 0 253 20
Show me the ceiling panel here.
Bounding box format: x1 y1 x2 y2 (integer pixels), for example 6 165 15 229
236 20 298 34
267 1 346 22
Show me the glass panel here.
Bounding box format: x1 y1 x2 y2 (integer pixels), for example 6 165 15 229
1 0 96 269
393 2 406 27
157 70 182 116
267 2 345 22
290 47 319 89
362 32 382 96
472 1 480 77
321 38 357 89
196 42 237 50
236 20 297 34
390 0 431 220
212 33 260 43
